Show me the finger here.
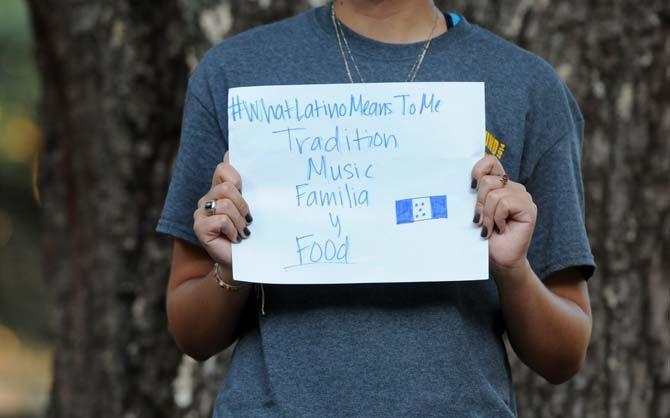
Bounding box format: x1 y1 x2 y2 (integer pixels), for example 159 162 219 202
482 188 511 237
488 191 536 236
470 154 505 189
198 213 240 244
475 179 524 226
481 188 507 239
193 210 241 244
203 182 252 224
475 175 503 225
213 198 250 238
212 158 242 191
492 196 510 235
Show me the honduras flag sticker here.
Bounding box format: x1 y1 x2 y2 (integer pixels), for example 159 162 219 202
395 195 448 224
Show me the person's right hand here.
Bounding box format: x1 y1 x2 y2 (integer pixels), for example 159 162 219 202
193 152 252 266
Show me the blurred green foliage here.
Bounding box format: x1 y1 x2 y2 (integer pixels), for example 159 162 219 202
1 0 39 177
0 0 48 342
0 3 51 417
0 0 39 109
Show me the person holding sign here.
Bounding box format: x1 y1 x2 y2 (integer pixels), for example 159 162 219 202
157 1 596 417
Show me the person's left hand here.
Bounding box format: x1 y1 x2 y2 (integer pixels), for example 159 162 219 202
471 155 537 278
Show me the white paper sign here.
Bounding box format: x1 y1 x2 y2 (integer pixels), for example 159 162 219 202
229 82 488 284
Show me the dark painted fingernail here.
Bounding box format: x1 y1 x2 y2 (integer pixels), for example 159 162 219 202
243 227 251 237
236 234 242 243
470 178 478 189
494 225 500 234
473 212 480 223
245 213 253 224
480 226 488 238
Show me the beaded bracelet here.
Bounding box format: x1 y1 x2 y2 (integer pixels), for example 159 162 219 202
212 262 248 292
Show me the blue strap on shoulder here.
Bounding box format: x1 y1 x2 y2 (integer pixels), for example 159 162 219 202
447 12 461 29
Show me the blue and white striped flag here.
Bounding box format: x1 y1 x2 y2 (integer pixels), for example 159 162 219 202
395 195 448 224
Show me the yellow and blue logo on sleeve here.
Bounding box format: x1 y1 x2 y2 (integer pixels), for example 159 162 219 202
395 195 448 224
485 130 506 159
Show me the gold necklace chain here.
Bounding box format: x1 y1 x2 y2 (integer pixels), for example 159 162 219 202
330 3 440 83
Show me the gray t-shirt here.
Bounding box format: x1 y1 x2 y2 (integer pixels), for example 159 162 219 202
157 6 596 417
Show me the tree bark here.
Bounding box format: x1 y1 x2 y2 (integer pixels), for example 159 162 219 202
27 0 669 417
28 1 189 416
439 2 670 417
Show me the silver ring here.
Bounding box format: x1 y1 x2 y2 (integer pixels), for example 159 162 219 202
204 200 217 216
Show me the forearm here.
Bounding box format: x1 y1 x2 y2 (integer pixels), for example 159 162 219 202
495 261 592 384
167 264 251 361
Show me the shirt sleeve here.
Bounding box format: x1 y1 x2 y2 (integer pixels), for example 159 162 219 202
524 118 596 281
156 63 228 247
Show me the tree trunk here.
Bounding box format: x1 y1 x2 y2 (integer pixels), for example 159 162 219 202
441 2 670 417
27 0 669 417
27 1 188 417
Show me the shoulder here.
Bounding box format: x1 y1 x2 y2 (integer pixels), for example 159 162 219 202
196 9 314 75
470 25 570 98
185 9 315 104
466 24 584 178
472 25 582 129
